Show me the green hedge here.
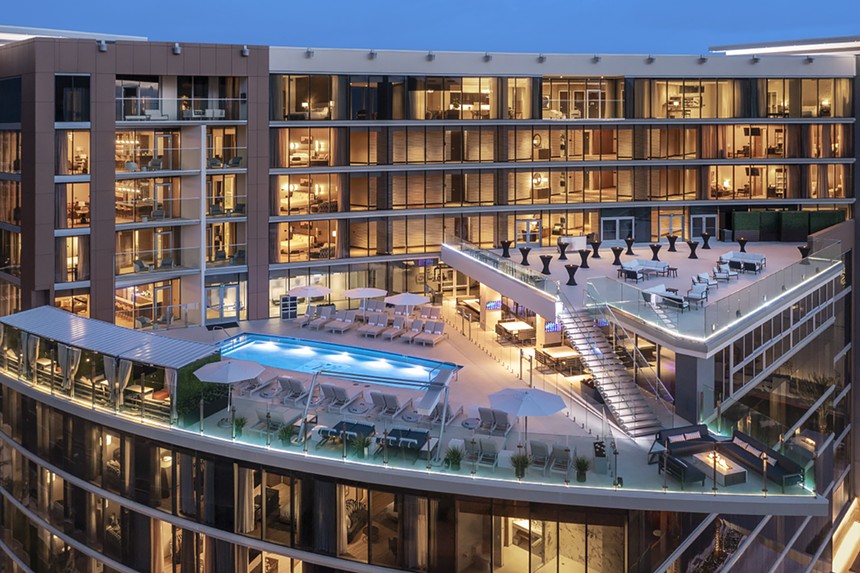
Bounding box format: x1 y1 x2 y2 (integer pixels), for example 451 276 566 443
809 210 845 234
779 212 809 242
175 354 227 423
759 211 780 241
732 211 760 231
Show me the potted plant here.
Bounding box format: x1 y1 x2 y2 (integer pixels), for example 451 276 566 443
444 447 464 471
233 416 246 438
351 435 372 459
511 452 530 480
574 455 590 483
277 424 296 447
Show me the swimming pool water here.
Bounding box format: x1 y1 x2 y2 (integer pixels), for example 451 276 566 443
222 334 458 386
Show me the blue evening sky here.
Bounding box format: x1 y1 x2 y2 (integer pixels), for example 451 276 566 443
4 0 860 54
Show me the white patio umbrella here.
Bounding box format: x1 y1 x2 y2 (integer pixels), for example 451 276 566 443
194 359 265 412
342 287 388 319
384 292 430 314
488 387 566 446
287 285 332 298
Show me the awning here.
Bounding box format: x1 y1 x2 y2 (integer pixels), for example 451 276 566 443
0 306 217 369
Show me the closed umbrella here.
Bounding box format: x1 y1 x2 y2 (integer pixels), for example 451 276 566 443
384 292 430 315
194 359 265 413
488 387 565 446
287 285 331 298
342 287 388 320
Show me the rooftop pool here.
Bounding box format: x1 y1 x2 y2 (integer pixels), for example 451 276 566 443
221 333 460 387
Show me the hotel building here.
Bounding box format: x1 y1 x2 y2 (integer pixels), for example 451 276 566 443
0 25 856 572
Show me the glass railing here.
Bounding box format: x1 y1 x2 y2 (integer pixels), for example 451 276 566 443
115 247 200 275
443 238 560 298
206 147 247 169
115 302 199 331
115 197 199 224
541 99 625 120
205 198 247 218
586 241 843 340
0 321 818 500
116 98 247 122
206 244 246 267
115 147 196 172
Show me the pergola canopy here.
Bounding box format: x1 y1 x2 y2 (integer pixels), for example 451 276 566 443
0 306 217 369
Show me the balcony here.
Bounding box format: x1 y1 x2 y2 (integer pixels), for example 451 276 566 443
206 147 247 170
115 247 199 276
115 197 199 225
206 243 246 268
117 98 247 122
115 146 192 173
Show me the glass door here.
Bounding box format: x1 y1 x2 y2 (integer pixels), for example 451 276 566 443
515 218 542 247
155 133 174 170
600 216 635 242
154 182 173 219
206 284 240 324
690 214 718 239
658 213 684 239
155 230 173 268
153 284 173 326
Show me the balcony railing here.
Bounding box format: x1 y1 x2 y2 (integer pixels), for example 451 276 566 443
207 243 246 267
541 98 624 120
116 303 198 331
443 237 560 298
206 147 247 169
115 247 199 276
115 147 195 173
585 241 843 340
115 198 199 225
206 198 247 218
116 98 247 122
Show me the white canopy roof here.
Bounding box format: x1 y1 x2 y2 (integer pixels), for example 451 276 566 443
0 306 217 369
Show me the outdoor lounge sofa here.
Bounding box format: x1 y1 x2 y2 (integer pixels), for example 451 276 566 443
721 430 804 492
642 284 689 311
719 251 766 273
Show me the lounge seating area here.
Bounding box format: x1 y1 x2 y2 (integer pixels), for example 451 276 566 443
642 284 689 311
621 259 670 282
719 251 766 274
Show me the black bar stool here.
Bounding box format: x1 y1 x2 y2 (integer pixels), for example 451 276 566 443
500 240 513 258
565 264 579 286
557 241 569 261
649 244 662 262
700 232 711 250
610 246 624 266
686 240 699 260
667 235 678 252
798 244 811 264
737 237 748 253
539 255 553 275
577 249 590 269
519 247 531 266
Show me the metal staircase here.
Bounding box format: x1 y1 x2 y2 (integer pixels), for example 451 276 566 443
557 306 663 438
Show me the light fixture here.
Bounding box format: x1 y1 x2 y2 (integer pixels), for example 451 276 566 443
172 43 182 55
537 54 546 63
426 51 435 61
305 48 314 58
532 173 543 187
483 52 492 62
698 55 707 64
805 56 814 64
106 435 112 446
97 40 108 53
750 55 760 64
368 49 377 60
591 55 601 63
645 55 655 64
241 45 250 57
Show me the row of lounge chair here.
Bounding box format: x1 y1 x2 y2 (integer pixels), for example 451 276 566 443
477 407 517 437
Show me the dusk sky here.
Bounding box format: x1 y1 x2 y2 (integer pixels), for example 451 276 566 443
4 0 860 54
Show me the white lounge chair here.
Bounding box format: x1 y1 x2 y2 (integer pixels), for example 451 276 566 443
401 320 425 343
491 410 516 437
308 307 334 330
327 386 363 413
381 317 408 340
326 310 357 333
297 305 317 327
414 321 446 346
477 438 500 470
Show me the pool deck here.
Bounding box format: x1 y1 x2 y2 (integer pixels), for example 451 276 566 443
162 305 818 502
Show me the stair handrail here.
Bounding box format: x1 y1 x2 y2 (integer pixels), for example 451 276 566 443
582 283 676 419
557 288 639 433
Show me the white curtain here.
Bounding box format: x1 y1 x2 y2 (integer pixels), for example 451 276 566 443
117 359 133 406
234 546 249 573
19 331 29 376
150 518 164 573
57 344 80 391
236 468 255 533
402 495 428 570
67 346 81 395
104 356 117 405
26 334 39 379
165 368 178 423
179 454 196 517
